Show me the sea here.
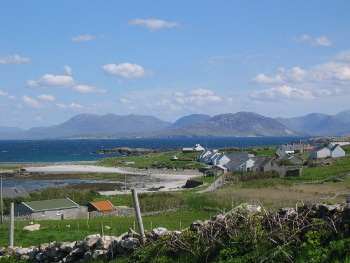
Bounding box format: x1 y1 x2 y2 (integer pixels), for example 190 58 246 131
1 137 310 190
0 137 311 163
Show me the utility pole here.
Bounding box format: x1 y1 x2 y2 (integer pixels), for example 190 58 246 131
0 176 3 225
9 203 14 248
131 189 145 245
124 174 127 195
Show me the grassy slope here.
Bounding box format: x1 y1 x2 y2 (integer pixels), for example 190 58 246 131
1 145 350 249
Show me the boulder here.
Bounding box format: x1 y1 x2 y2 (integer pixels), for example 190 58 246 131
190 220 204 232
92 249 105 259
96 236 114 250
152 227 168 237
23 224 40 232
83 234 100 250
84 251 93 260
117 237 140 253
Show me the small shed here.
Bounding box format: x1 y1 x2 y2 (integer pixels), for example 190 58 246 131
2 186 30 199
14 198 88 220
87 200 116 212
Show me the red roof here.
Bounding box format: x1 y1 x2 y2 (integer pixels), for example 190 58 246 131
90 200 116 211
304 146 315 151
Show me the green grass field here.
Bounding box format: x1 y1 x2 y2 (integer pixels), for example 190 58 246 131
2 145 350 252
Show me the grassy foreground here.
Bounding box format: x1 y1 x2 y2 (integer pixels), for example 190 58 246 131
1 145 350 262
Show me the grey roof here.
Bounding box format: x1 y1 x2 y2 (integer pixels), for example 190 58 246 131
329 144 341 152
279 144 303 151
226 153 251 161
21 198 79 212
253 157 274 168
227 158 246 167
2 186 30 199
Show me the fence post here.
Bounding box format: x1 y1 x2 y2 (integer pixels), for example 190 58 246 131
9 203 14 248
100 221 104 237
131 188 145 245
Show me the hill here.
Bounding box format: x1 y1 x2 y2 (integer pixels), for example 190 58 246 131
25 113 172 139
275 110 350 136
156 112 298 137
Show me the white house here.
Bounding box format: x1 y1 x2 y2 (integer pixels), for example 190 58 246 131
330 144 346 158
310 146 331 159
226 158 255 172
276 143 304 155
329 141 350 148
182 144 205 152
213 154 231 166
197 150 213 163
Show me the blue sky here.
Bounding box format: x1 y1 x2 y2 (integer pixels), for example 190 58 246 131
1 1 350 129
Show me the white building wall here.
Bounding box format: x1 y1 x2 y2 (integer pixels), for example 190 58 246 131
330 146 345 158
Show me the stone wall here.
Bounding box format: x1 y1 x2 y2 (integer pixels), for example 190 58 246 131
89 207 135 219
31 207 89 221
2 201 350 262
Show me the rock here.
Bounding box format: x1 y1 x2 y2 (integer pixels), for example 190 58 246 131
246 204 262 213
92 249 105 259
63 254 75 263
152 227 168 237
48 247 59 258
183 180 203 189
71 246 85 256
84 251 93 260
96 236 113 250
117 237 140 253
23 224 40 231
105 226 111 230
60 242 75 252
39 242 49 252
28 249 37 260
190 220 204 232
128 228 139 238
83 234 100 250
14 247 29 256
35 252 43 262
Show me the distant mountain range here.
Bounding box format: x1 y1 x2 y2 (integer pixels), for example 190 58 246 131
275 110 350 136
1 110 350 139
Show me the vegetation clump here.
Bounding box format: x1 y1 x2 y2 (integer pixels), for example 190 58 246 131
122 204 350 263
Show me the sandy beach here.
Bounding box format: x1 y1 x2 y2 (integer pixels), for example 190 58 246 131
24 164 203 194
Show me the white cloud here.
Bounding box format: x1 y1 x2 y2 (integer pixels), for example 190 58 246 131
73 85 107 94
71 34 105 42
38 94 55 101
68 103 83 109
129 18 179 31
56 103 67 109
253 51 350 86
175 89 222 106
22 95 42 108
0 89 9 96
294 34 332 47
63 65 73 76
250 86 314 102
314 36 332 46
252 74 284 84
278 67 307 82
190 88 214 96
0 54 31 64
332 66 350 81
252 67 307 84
27 74 75 88
103 63 148 78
